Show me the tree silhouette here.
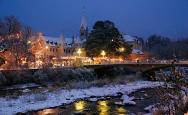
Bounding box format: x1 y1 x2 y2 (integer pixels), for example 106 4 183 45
85 20 132 57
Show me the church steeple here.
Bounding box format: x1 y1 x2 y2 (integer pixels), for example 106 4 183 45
80 5 88 42
80 16 87 30
60 34 65 46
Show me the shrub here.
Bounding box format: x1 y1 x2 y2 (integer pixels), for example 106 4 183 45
33 70 48 83
0 72 7 85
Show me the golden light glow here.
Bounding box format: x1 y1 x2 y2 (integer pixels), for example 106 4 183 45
101 50 106 58
36 60 43 66
116 107 127 115
37 109 60 115
119 57 124 62
74 100 86 112
119 47 125 52
77 48 82 56
21 60 27 64
45 46 49 49
27 40 31 44
184 112 188 115
97 100 110 115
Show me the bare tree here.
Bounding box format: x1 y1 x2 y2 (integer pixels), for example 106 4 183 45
4 16 22 34
0 16 33 69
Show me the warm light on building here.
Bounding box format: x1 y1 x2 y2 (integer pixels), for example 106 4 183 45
119 57 124 62
45 46 49 49
36 60 43 66
21 58 27 65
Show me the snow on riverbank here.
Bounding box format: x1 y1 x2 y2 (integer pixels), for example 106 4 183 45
0 81 163 115
0 83 40 90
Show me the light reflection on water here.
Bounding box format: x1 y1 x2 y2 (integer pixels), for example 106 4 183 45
37 108 61 115
97 100 110 115
33 99 127 115
116 107 127 115
74 100 86 112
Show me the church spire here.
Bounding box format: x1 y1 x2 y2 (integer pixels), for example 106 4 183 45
60 33 65 46
80 15 87 30
80 5 88 42
80 5 87 29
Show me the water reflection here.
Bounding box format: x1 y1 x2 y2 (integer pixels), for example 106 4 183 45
116 107 127 115
37 108 61 115
26 99 128 115
97 100 110 115
74 100 86 112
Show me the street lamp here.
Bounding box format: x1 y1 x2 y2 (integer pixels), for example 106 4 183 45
119 47 125 52
45 46 49 49
27 40 31 44
101 50 106 58
77 48 82 57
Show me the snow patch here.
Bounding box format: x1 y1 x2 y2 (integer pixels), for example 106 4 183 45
2 83 39 90
121 95 136 105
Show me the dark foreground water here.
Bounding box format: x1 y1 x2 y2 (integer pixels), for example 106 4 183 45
21 88 160 115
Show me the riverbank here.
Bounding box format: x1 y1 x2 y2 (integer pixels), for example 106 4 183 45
25 88 173 115
0 81 163 115
0 67 136 87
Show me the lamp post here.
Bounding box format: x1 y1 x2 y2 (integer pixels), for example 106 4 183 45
44 45 49 65
119 47 125 52
77 48 82 57
27 40 31 44
101 50 106 59
45 46 49 49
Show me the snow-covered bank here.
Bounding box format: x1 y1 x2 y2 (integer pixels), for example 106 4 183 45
0 83 40 90
0 81 163 115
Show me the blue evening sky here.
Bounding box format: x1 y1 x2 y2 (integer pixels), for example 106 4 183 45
0 0 188 39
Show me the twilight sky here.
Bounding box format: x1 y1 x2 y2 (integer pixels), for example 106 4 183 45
0 0 188 39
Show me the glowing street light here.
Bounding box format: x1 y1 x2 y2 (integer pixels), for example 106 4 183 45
45 46 49 49
77 48 82 57
27 40 31 44
101 50 106 58
119 47 125 52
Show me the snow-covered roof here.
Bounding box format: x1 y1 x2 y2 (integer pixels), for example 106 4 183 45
44 36 83 47
44 36 60 43
132 48 144 54
44 36 63 46
65 38 72 45
123 35 137 42
65 36 83 44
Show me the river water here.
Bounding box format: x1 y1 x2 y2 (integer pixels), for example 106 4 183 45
21 88 160 115
20 67 188 115
1 67 187 115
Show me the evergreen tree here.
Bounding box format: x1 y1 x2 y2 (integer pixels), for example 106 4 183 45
85 20 132 57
